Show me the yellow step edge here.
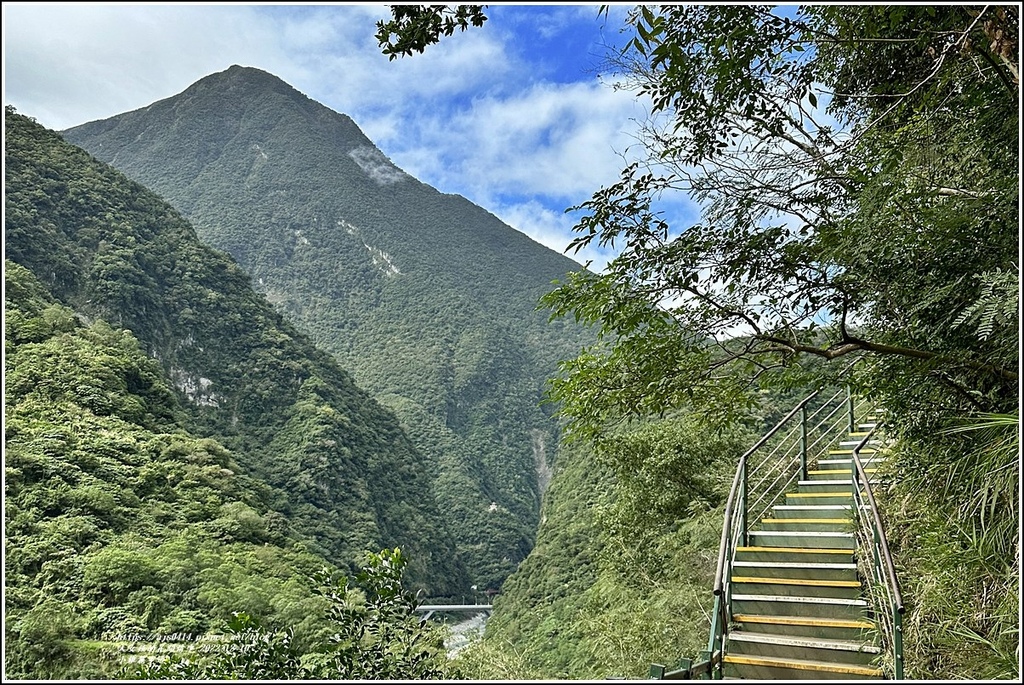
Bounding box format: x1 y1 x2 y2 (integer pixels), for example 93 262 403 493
731 576 861 588
733 614 875 630
761 518 851 524
736 546 854 555
723 654 883 676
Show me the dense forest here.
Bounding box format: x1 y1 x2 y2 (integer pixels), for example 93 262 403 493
4 107 464 678
62 66 594 592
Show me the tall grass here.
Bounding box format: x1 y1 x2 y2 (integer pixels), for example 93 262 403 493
883 412 1019 679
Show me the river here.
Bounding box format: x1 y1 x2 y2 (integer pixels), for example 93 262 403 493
444 612 489 657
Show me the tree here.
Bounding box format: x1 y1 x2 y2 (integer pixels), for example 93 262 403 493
376 5 1017 437
125 548 450 679
539 5 1018 439
376 6 1019 678
376 5 487 60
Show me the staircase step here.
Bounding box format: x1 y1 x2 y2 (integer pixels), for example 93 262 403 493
759 518 852 532
797 479 854 489
786 492 855 505
814 458 882 470
728 630 881 665
732 614 876 641
806 468 876 477
732 561 856 582
723 653 883 679
734 546 854 564
747 531 855 549
731 594 868 621
772 505 852 519
731 576 862 599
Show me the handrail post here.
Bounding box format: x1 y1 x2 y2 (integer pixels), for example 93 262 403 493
894 608 904 680
739 458 748 548
799 405 808 481
846 386 855 434
697 650 712 679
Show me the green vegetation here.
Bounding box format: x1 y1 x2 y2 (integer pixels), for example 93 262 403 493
6 105 465 597
4 106 471 678
454 414 756 679
124 549 450 680
381 5 1018 680
62 65 593 591
6 3 1016 679
4 259 333 677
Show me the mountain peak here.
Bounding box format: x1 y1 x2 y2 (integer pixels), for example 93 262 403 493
196 64 290 91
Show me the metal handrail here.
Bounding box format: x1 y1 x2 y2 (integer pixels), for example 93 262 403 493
655 371 890 680
712 389 820 595
746 389 859 525
704 389 824 679
850 425 905 679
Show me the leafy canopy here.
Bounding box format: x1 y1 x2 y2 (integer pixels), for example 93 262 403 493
376 5 487 60
539 5 1018 438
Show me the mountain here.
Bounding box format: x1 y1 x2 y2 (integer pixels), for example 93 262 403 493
63 65 593 589
4 106 467 608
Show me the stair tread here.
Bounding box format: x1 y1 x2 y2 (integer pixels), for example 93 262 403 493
728 630 881 653
736 546 854 555
732 576 861 588
807 469 876 475
731 593 867 606
761 518 852 524
774 505 852 509
753 528 856 532
787 492 856 498
724 653 883 676
816 458 881 465
733 614 874 630
733 561 856 570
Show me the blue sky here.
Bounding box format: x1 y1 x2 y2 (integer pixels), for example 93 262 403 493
3 2 699 271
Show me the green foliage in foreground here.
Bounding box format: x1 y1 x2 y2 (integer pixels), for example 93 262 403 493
124 549 450 680
881 412 1020 680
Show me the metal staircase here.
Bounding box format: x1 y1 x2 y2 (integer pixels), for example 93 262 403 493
651 389 904 680
722 413 886 679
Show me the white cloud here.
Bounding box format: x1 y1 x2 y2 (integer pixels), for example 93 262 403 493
383 80 646 204
3 3 662 270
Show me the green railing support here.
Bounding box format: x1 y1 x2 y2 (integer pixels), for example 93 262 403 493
799 404 808 480
846 386 856 434
894 610 904 680
851 424 906 680
650 663 666 679
697 650 712 679
739 459 748 547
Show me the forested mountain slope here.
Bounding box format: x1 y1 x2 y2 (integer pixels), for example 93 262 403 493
5 107 467 601
63 65 594 589
4 260 344 678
